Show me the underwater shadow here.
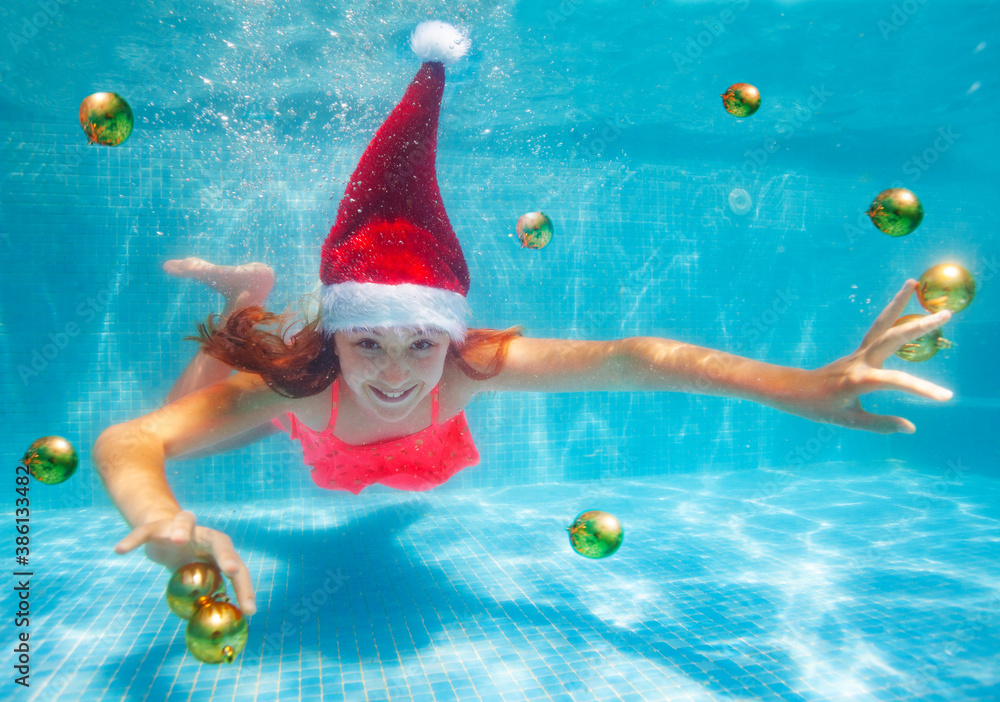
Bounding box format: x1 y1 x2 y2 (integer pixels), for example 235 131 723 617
229 500 812 700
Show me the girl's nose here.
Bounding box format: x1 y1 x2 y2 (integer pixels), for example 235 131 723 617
377 356 409 386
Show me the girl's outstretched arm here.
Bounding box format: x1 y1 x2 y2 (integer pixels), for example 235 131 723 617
480 280 952 434
93 371 293 614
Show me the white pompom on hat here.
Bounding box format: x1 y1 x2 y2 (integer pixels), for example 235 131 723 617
410 20 469 65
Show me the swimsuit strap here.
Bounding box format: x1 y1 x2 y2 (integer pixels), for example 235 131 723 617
324 379 339 434
431 385 438 427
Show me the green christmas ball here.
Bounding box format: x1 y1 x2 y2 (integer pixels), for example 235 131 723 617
721 83 761 118
22 436 78 485
166 562 227 620
917 263 976 313
185 599 249 664
892 314 952 362
516 211 554 249
78 92 134 146
867 188 923 237
567 510 624 559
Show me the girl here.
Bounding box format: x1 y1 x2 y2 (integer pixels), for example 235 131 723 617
92 22 953 618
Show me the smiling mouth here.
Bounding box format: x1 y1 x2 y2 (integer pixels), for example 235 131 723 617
370 385 416 403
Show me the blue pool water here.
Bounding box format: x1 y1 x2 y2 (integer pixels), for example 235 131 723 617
2 1 999 700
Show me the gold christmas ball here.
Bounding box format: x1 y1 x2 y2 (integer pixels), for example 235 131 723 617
185 600 249 664
721 83 761 117
892 314 952 362
516 211 554 249
917 263 976 313
78 92 134 146
567 510 624 559
868 188 923 237
22 436 78 485
166 562 226 620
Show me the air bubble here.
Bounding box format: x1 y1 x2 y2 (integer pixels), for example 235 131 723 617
728 188 752 215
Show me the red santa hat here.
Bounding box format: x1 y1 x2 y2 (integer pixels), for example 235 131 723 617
319 21 472 341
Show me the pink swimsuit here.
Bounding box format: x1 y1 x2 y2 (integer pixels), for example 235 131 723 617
271 381 479 494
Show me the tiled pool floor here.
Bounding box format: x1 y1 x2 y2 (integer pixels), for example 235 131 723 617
16 464 1000 701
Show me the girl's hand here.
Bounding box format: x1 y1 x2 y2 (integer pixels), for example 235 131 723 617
114 511 256 615
797 280 953 434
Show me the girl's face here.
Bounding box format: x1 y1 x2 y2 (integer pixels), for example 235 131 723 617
334 327 450 422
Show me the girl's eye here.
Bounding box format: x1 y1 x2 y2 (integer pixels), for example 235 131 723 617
358 339 380 350
411 340 434 351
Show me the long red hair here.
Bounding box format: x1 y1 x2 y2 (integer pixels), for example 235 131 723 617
191 306 521 398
